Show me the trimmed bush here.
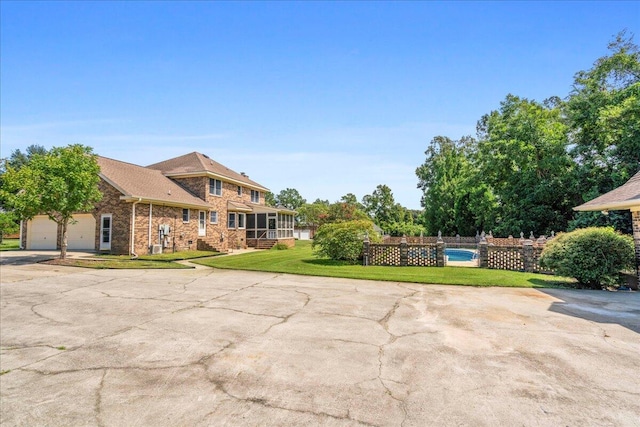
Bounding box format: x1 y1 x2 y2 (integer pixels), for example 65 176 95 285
271 243 289 250
312 220 381 262
539 227 635 289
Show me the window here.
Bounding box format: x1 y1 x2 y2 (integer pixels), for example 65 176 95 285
209 211 218 224
251 190 260 203
209 178 222 196
182 209 190 223
237 186 242 196
238 213 245 229
228 212 236 229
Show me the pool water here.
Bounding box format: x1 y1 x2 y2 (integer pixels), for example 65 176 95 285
445 248 478 262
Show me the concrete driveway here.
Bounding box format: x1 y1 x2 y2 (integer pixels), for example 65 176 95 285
1 252 639 426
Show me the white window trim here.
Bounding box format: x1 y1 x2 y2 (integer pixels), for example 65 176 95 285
182 208 190 223
100 214 112 250
228 212 236 229
198 211 206 236
251 190 260 203
209 178 222 197
209 211 218 224
238 213 245 229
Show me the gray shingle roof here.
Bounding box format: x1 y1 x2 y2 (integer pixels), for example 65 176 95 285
147 152 269 192
97 156 210 209
574 170 640 211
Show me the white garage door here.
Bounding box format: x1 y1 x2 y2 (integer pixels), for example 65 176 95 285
27 216 58 250
295 229 311 240
67 214 96 250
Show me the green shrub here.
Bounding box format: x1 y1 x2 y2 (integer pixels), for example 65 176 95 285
271 243 289 250
312 220 382 262
539 227 635 289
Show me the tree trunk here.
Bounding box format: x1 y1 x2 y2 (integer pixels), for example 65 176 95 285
60 218 68 259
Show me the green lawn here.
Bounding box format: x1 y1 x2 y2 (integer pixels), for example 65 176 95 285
47 258 194 269
98 250 221 262
193 240 575 288
56 249 222 269
0 239 20 251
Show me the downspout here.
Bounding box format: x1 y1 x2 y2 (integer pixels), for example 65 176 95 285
130 198 142 259
148 203 153 249
19 220 24 249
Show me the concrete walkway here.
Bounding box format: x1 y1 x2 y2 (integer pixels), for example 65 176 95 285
1 252 639 426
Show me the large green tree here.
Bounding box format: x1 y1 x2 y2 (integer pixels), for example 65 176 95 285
0 209 19 243
6 145 48 170
1 144 102 259
416 135 495 235
566 30 640 232
296 202 329 228
361 185 423 235
361 185 396 227
475 94 575 236
275 188 306 210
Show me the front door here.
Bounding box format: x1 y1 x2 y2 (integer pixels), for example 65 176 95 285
198 211 206 236
100 214 112 250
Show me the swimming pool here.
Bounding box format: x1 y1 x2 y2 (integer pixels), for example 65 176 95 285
445 248 477 262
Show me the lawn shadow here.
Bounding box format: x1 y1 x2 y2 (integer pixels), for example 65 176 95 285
301 258 357 267
527 278 576 288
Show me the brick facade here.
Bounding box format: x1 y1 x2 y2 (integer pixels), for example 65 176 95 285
170 177 266 252
92 180 132 254
21 154 282 255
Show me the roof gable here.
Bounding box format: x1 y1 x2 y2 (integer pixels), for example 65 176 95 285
574 170 640 211
147 152 268 191
97 156 210 209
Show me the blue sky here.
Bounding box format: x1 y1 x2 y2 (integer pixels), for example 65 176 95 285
1 1 638 209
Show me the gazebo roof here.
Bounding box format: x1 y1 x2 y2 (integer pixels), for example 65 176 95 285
574 170 640 212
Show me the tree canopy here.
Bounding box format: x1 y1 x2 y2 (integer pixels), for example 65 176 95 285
275 188 306 210
416 31 639 237
1 144 102 258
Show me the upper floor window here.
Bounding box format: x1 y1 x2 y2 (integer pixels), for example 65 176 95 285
209 178 222 196
251 190 260 203
237 186 242 196
182 208 190 223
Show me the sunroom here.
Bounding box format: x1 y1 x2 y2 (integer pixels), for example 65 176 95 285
245 205 297 248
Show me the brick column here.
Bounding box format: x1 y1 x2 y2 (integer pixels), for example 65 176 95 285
436 241 446 267
632 210 640 284
523 240 534 273
400 236 408 267
479 240 488 268
363 236 370 266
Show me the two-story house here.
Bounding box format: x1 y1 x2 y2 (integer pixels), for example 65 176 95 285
20 152 296 255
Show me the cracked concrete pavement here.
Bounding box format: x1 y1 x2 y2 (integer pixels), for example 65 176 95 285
1 252 639 426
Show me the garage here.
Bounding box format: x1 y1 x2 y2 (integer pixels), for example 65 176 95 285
26 216 58 250
295 228 311 240
26 214 96 251
67 214 96 250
